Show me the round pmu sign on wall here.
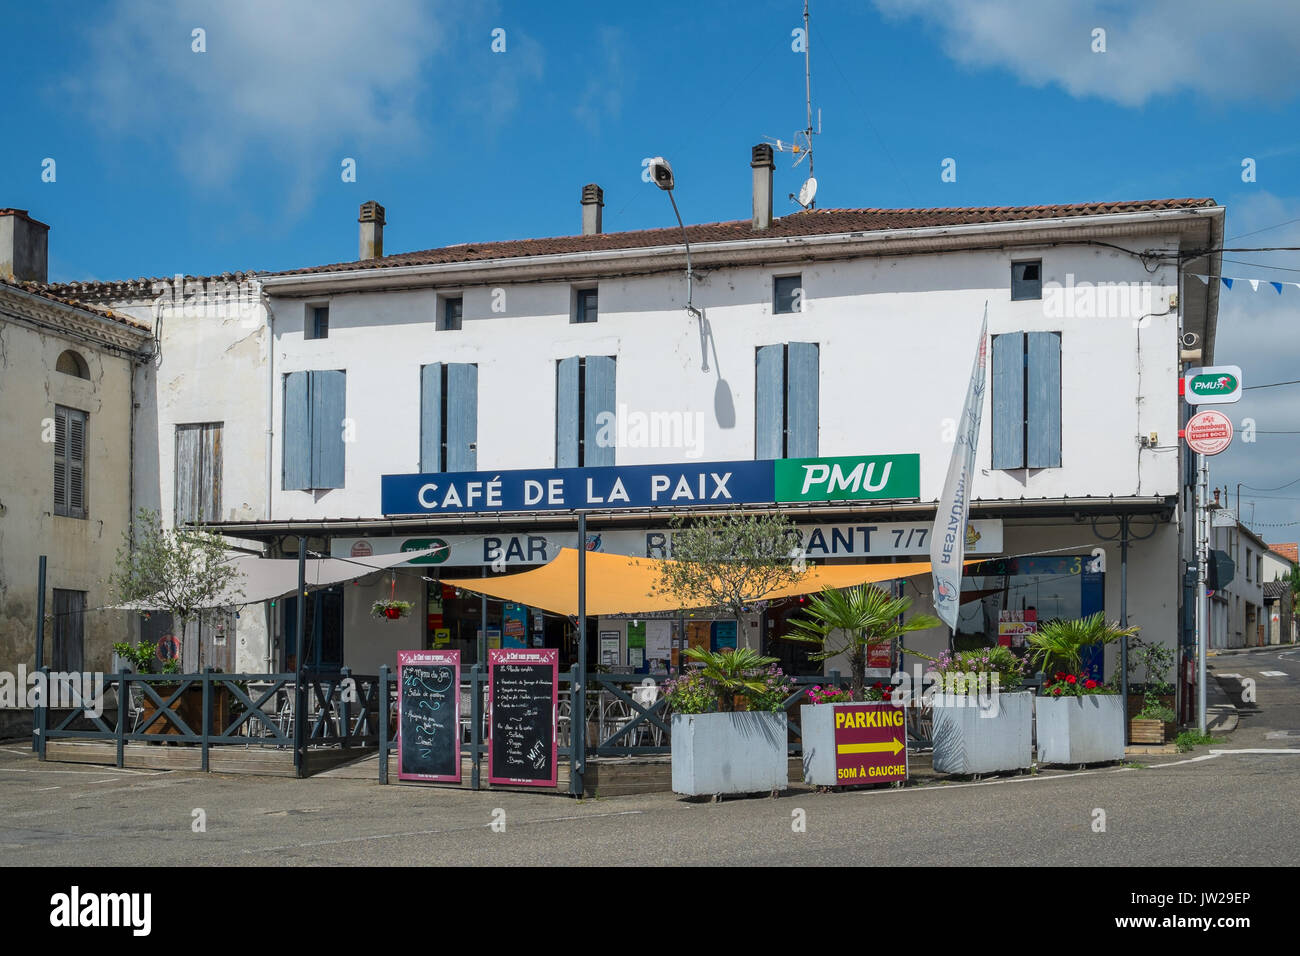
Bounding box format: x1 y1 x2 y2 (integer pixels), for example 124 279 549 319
1185 409 1234 456
1183 365 1243 405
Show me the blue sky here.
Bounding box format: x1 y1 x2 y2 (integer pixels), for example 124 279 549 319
4 0 1300 535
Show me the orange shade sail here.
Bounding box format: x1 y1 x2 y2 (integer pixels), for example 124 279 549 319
441 548 940 617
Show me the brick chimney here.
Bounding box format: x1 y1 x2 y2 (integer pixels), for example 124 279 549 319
751 144 774 231
358 201 385 260
581 184 604 235
0 209 50 283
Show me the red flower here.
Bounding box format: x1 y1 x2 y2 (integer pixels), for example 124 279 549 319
1084 679 1097 689
1054 672 1066 680
1065 675 1077 685
1053 687 1062 696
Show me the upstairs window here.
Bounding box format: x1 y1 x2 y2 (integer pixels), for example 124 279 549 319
1011 260 1042 300
175 423 223 524
573 288 599 324
420 363 478 472
773 275 803 314
991 331 1061 469
306 305 329 340
55 350 89 379
440 296 463 331
53 405 87 518
755 343 819 458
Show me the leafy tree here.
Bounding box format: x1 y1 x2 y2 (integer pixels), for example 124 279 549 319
649 512 807 621
783 585 941 701
106 508 242 671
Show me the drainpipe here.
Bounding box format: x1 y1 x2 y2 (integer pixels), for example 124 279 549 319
264 289 276 674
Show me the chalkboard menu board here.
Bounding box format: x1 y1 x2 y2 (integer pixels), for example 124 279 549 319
488 648 558 787
397 650 460 783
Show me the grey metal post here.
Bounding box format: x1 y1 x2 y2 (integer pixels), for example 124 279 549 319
116 669 127 767
201 667 212 771
574 511 588 795
36 667 48 759
1197 455 1209 734
470 663 482 790
1119 515 1129 725
378 665 390 784
294 538 307 777
32 555 46 752
478 567 488 664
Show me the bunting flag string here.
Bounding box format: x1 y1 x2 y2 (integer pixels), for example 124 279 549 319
1187 273 1298 294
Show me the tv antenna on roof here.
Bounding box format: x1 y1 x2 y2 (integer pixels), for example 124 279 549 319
766 0 822 210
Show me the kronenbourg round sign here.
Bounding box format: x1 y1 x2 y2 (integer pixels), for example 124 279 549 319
1185 409 1233 456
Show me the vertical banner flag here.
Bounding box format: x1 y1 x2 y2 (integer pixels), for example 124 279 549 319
930 307 988 632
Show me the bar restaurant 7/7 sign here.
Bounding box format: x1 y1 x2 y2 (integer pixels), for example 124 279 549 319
381 454 920 515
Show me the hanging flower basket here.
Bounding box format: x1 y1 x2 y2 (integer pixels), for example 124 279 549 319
371 600 412 621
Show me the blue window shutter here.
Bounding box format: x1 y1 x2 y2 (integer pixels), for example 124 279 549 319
445 363 479 472
310 370 346 489
991 333 1025 469
785 342 819 458
1026 332 1062 468
556 357 580 467
283 372 312 490
755 345 784 459
420 363 443 472
583 356 617 467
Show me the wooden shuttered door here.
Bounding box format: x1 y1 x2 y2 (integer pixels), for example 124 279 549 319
785 342 819 458
419 363 443 472
175 423 223 524
1025 331 1062 468
991 331 1061 470
283 370 346 490
556 357 581 467
582 356 616 467
445 363 479 472
52 589 85 672
754 345 784 460
53 406 87 518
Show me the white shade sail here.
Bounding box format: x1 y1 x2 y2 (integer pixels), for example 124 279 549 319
112 546 441 611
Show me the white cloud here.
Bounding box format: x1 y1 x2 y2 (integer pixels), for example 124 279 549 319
573 28 624 131
873 0 1300 107
73 0 446 191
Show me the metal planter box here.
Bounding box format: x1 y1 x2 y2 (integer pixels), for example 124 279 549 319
931 691 1033 775
1036 694 1125 765
671 711 788 796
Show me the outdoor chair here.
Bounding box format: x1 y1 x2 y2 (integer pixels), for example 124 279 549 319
244 680 279 746
125 679 145 734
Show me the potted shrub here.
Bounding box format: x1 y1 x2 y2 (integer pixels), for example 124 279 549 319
923 645 1034 775
112 640 192 737
667 647 791 798
1130 694 1176 744
800 681 907 786
1125 636 1176 738
371 599 412 621
1027 613 1138 766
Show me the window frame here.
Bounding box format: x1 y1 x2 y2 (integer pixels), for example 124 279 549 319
53 405 88 519
306 304 330 340
439 294 464 332
773 274 803 315
1011 259 1043 301
573 287 599 325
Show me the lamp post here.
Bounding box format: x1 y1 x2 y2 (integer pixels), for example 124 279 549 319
648 157 708 371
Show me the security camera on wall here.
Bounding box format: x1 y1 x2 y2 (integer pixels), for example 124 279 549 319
648 157 674 191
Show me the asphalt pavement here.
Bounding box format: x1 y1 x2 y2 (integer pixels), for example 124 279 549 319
2 657 1297 866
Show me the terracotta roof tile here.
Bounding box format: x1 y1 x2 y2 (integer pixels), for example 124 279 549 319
0 276 151 332
272 198 1218 277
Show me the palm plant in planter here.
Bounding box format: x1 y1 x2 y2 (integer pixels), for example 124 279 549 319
1027 613 1139 765
784 585 941 702
666 647 792 797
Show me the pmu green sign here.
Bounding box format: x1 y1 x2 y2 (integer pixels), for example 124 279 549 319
1184 365 1243 405
400 538 450 564
775 454 921 503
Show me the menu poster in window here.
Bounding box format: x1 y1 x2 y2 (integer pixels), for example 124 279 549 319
711 620 737 652
867 639 893 669
488 648 558 787
397 650 460 783
503 604 528 649
600 631 620 666
687 621 711 652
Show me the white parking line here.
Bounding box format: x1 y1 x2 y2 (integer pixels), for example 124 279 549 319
1259 671 1288 677
1209 748 1300 755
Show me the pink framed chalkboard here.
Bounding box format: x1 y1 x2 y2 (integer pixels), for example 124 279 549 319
488 648 558 787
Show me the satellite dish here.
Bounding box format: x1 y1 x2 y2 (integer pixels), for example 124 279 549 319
797 177 818 208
